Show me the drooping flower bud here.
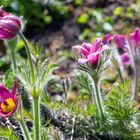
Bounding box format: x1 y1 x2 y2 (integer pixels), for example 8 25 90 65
0 7 22 40
0 81 18 118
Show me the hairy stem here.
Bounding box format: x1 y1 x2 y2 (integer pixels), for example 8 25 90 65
33 96 40 140
131 64 139 100
126 40 138 101
18 119 31 140
94 81 104 119
91 76 104 120
5 38 18 72
10 48 17 72
17 98 31 140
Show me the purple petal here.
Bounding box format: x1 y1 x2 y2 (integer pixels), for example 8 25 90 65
121 53 131 65
0 19 20 33
0 28 16 39
82 43 91 52
114 34 126 48
103 34 113 44
3 15 21 27
90 38 102 53
0 84 11 101
11 81 17 97
73 45 89 58
88 51 100 68
78 58 88 64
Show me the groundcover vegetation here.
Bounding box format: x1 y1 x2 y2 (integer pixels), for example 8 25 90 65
0 0 140 140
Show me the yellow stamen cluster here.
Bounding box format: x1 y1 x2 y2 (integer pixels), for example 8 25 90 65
1 98 15 113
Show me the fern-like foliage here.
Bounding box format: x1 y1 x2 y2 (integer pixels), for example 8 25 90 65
105 80 136 121
102 80 139 140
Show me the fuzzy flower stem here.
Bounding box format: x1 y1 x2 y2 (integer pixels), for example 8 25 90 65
18 32 35 83
126 40 139 101
18 119 31 140
17 99 31 140
91 75 104 120
131 64 139 100
132 45 140 100
5 38 18 73
10 48 17 72
33 96 40 140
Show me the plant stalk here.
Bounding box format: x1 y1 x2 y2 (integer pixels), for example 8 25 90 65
126 40 139 101
18 32 35 83
18 119 31 140
10 48 17 72
117 67 123 82
33 96 40 140
131 64 139 100
17 98 31 140
92 77 104 119
5 38 18 72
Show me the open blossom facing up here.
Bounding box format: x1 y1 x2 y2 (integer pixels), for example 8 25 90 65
73 38 110 68
0 6 21 40
0 81 18 118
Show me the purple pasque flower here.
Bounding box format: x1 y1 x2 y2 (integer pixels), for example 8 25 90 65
0 7 21 40
73 38 110 68
113 34 132 66
130 27 140 47
0 81 18 118
120 52 131 66
114 34 126 49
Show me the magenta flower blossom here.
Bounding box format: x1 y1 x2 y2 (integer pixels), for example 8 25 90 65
130 27 140 47
0 81 18 118
120 52 131 66
114 34 126 48
73 38 110 68
0 7 21 40
113 34 132 66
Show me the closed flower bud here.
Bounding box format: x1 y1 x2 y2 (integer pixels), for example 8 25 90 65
0 7 22 40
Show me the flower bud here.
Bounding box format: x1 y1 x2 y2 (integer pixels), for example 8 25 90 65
0 7 22 40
